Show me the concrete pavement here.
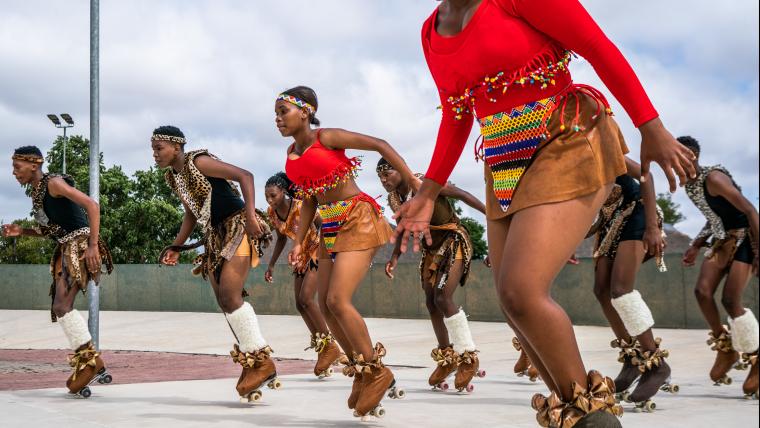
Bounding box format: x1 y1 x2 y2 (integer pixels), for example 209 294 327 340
1 310 757 427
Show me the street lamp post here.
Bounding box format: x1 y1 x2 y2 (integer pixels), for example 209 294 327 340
46 114 75 174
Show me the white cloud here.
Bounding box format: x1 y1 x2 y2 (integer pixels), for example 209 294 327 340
0 0 757 237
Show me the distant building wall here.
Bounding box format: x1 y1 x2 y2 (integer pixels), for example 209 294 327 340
0 254 756 329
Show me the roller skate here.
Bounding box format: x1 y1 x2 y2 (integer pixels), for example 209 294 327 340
230 344 281 403
610 337 642 401
707 328 741 386
341 354 364 410
742 353 759 399
512 337 540 382
454 350 485 393
312 333 342 379
627 343 678 413
429 346 457 391
532 370 622 428
353 343 405 421
66 342 112 398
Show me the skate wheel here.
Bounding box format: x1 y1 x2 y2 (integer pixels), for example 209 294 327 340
394 388 405 399
249 391 262 402
621 391 631 402
465 384 474 393
371 405 385 418
441 382 448 391
516 371 526 378
79 387 91 398
477 370 486 378
724 376 733 385
268 379 282 390
101 374 113 384
529 376 538 382
327 368 333 376
645 401 656 412
670 384 679 394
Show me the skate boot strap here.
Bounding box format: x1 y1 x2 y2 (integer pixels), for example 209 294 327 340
632 348 669 373
707 329 734 353
431 347 456 367
67 348 100 381
456 350 479 365
312 333 334 354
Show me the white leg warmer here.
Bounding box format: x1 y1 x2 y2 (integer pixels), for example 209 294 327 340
58 310 92 350
443 308 476 354
226 302 267 353
611 290 655 337
729 308 759 353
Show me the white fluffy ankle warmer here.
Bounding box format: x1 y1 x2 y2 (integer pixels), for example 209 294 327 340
729 308 759 353
58 310 92 350
444 309 476 354
226 302 268 353
611 290 655 337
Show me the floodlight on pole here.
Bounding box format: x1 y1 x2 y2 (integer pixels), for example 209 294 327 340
46 113 74 174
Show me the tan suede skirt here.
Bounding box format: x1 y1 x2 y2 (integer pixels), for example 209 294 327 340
483 92 629 221
317 197 392 259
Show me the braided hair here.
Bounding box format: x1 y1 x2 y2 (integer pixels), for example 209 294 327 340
266 171 296 199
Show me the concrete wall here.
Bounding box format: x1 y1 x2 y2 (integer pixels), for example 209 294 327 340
1 254 757 329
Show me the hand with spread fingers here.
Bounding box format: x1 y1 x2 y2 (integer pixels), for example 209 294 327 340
639 118 697 192
1 224 22 238
82 243 102 274
161 249 180 266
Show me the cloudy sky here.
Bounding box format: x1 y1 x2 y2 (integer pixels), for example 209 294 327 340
1 0 758 238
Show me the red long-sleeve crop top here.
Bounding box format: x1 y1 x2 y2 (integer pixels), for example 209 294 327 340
422 0 659 185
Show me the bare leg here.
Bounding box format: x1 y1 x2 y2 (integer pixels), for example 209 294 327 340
433 259 464 318
593 256 630 341
52 259 80 320
317 258 354 357
325 249 377 360
694 258 728 335
495 186 611 400
295 269 330 335
721 260 753 319
487 217 559 393
424 282 451 348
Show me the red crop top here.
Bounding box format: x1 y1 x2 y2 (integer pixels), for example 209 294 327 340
422 0 659 185
284 131 361 199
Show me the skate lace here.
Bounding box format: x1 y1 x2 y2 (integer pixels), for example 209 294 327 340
353 343 387 374
512 336 523 352
707 329 733 353
631 347 669 374
67 346 99 381
303 334 317 352
610 337 639 363
431 347 456 367
456 350 479 366
230 344 273 368
313 333 334 354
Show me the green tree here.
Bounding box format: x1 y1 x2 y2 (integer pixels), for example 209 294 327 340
1 135 197 264
448 198 488 259
0 219 54 264
656 193 685 225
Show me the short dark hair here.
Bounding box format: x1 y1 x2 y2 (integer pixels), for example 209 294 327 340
14 145 43 158
265 171 295 198
281 86 320 126
153 125 185 139
376 157 392 170
676 135 700 155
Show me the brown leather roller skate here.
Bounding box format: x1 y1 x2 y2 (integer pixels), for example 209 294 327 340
353 343 404 420
230 344 280 403
532 370 623 428
429 346 457 391
454 350 485 392
66 342 112 398
742 353 759 399
313 333 342 379
707 329 741 386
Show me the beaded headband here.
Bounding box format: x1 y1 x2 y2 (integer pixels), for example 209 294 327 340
151 134 186 145
277 94 316 115
375 163 394 174
12 154 44 164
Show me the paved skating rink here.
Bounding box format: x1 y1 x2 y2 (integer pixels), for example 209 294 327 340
1 310 757 427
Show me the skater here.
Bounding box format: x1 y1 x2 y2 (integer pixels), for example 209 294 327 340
394 0 697 426
2 146 114 397
678 136 759 398
377 158 486 392
264 172 342 378
276 86 412 419
591 156 677 411
151 126 280 403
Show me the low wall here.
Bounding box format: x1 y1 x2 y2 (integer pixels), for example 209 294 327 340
0 254 757 329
